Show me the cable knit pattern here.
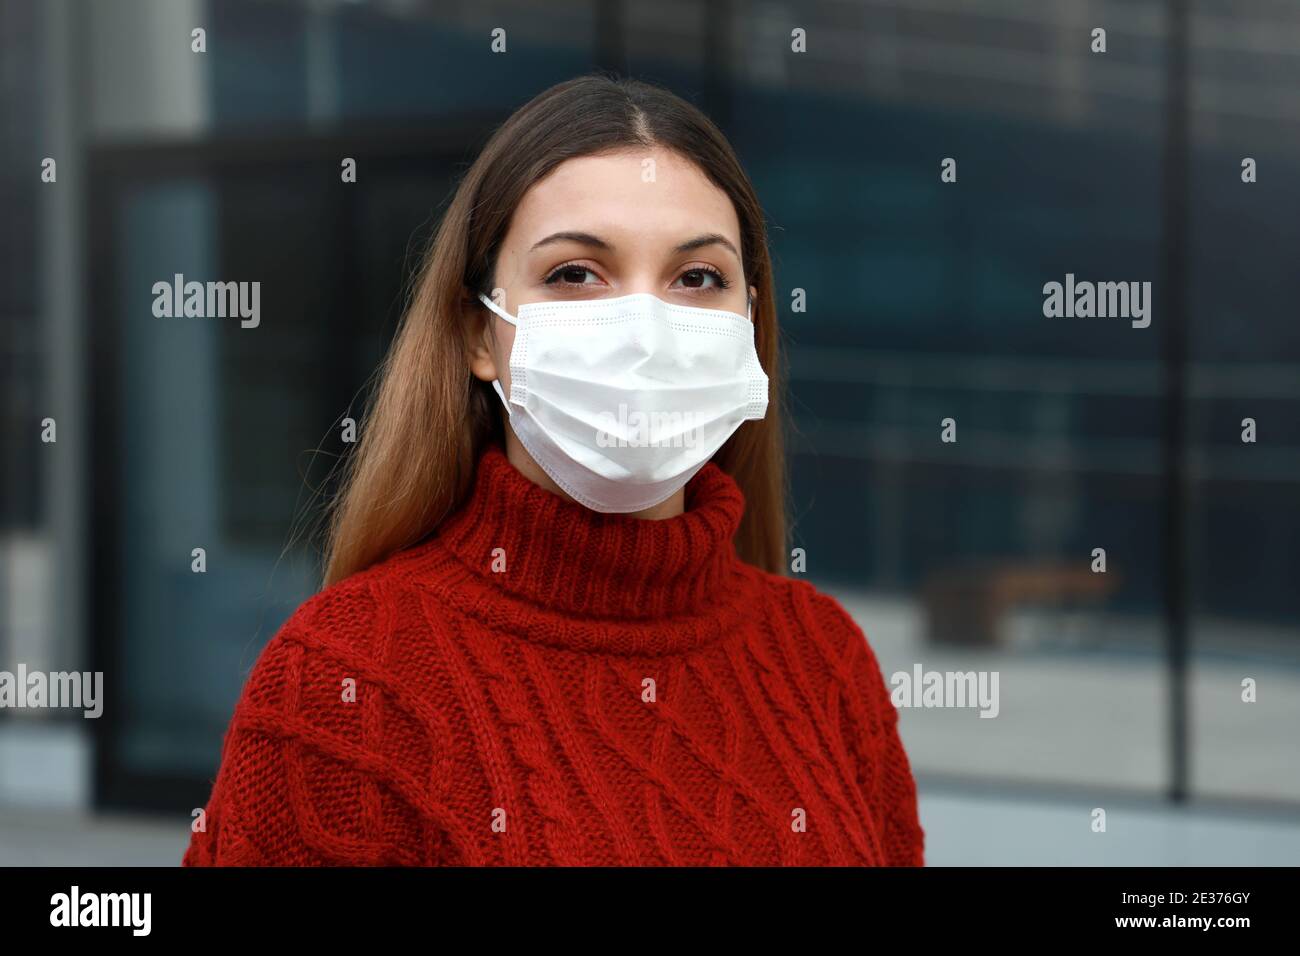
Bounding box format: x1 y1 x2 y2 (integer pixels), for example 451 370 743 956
183 444 925 867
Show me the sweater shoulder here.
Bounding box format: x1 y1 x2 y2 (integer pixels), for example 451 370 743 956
257 544 440 667
740 566 872 659
737 568 895 715
785 577 870 653
192 564 457 864
276 557 400 644
769 580 924 865
228 563 447 787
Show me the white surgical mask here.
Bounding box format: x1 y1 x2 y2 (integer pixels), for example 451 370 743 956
479 291 769 513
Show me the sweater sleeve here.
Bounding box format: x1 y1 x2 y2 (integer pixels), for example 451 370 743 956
807 588 926 867
183 618 443 867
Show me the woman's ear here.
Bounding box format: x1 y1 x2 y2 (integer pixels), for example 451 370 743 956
464 289 499 383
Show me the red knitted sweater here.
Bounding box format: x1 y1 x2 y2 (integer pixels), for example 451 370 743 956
183 444 924 866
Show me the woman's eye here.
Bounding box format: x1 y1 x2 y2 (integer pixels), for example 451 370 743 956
675 268 728 291
545 265 599 285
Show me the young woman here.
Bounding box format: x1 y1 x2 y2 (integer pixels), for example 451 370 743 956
183 74 924 867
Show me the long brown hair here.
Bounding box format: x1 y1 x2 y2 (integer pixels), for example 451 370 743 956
322 74 787 588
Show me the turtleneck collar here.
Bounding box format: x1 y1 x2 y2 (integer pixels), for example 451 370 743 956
397 443 757 655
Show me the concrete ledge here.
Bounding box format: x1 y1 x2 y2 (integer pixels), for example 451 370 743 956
920 790 1300 865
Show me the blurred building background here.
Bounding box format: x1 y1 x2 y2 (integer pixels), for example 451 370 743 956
2 0 1299 864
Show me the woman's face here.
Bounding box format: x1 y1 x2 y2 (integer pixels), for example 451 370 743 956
468 145 756 512
470 145 753 382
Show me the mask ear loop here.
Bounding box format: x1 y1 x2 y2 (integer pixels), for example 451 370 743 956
478 292 519 326
478 292 519 412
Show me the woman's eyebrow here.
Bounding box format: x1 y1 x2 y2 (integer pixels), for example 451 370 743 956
529 231 740 261
674 233 740 260
530 231 612 252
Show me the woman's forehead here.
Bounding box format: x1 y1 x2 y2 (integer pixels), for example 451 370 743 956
507 149 741 251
